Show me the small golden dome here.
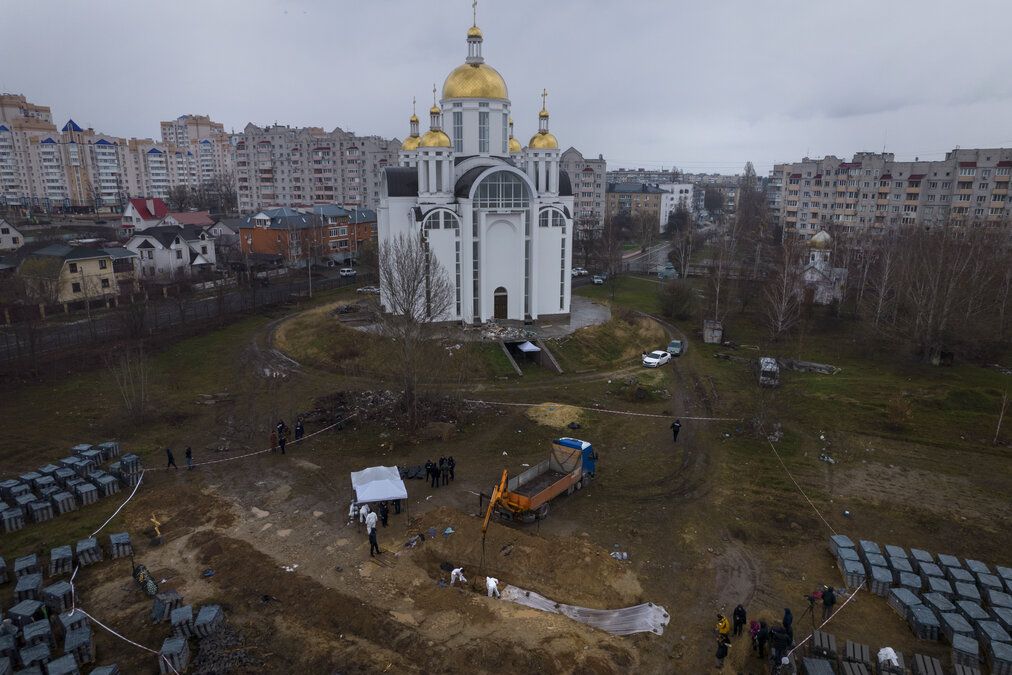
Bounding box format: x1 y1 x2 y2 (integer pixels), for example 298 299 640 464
429 104 441 114
810 230 832 249
508 136 522 153
443 63 508 100
528 131 558 150
401 135 420 151
539 109 549 119
419 130 452 148
467 25 483 38
409 113 419 123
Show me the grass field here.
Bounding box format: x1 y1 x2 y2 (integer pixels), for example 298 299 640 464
574 275 663 314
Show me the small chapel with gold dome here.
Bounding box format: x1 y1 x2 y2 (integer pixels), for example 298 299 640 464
379 9 574 324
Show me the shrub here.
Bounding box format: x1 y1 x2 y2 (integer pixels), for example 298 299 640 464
657 281 696 321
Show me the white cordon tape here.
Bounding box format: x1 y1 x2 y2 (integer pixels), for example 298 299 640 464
761 426 838 536
462 398 741 421
75 608 181 675
786 580 865 658
146 413 356 472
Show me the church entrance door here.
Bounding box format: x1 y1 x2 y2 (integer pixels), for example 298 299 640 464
493 287 508 320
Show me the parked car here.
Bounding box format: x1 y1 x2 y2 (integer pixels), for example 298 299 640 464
339 267 357 278
759 357 780 387
572 267 589 276
356 286 380 294
667 339 686 356
641 350 671 368
592 275 605 285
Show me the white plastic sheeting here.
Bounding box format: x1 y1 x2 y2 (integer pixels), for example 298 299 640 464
350 466 408 504
500 585 670 636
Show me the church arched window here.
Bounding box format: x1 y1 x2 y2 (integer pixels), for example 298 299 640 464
474 171 530 209
422 209 460 230
538 208 566 228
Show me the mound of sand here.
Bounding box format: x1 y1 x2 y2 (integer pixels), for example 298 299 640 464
526 402 583 428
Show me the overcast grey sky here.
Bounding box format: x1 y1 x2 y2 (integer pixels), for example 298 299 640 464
3 0 1012 173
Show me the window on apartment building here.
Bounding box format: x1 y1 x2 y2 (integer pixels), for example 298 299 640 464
98 259 107 269
993 194 1007 202
11 237 17 245
176 250 183 259
997 168 1010 176
975 208 985 216
101 278 110 289
928 194 935 202
958 194 971 202
941 181 952 189
0 228 7 234
990 207 1004 215
941 195 950 202
981 169 992 178
72 282 81 293
451 112 464 153
959 167 976 176
68 263 78 273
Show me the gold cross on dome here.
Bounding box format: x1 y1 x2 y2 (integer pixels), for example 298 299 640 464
432 84 437 106
541 88 548 112
473 0 478 26
412 96 416 115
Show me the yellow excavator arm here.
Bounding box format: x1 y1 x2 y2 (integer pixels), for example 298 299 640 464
482 469 508 535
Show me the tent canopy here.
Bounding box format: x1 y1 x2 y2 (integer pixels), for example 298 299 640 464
351 465 407 504
516 340 541 353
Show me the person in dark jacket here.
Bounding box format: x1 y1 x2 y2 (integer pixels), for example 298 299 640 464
294 418 305 442
429 459 439 488
448 456 456 481
393 498 401 515
821 585 836 621
770 625 790 665
440 457 449 486
756 620 769 658
732 604 747 637
715 634 730 669
782 607 794 641
379 501 389 527
278 430 287 455
166 447 177 469
184 446 193 470
670 418 682 443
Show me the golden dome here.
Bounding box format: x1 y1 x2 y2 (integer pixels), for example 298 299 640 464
467 25 483 38
528 131 559 150
419 130 452 148
430 104 441 114
539 109 549 119
443 63 508 100
401 135 420 151
810 230 832 249
508 136 522 153
409 113 419 123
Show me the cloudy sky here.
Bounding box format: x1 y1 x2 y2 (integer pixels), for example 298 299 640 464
3 0 1012 173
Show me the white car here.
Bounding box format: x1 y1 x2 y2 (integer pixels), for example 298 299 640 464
592 275 605 285
339 267 357 278
642 350 671 368
356 286 380 294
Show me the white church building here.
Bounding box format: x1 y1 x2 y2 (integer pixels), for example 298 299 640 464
378 15 575 324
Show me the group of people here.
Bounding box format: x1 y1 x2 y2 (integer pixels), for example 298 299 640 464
269 418 306 455
165 446 194 470
351 499 403 557
449 565 500 598
714 586 838 672
424 457 455 488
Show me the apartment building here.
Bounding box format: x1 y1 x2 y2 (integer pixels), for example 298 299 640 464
560 147 606 229
768 148 1012 237
19 244 138 303
607 167 679 185
657 183 694 231
606 182 668 229
0 94 234 213
233 123 399 213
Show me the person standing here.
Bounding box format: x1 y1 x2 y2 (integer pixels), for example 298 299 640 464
440 457 449 486
756 620 770 658
379 501 389 527
450 566 467 587
486 576 500 598
359 503 371 525
166 448 177 469
365 508 378 534
716 613 731 638
782 607 794 642
184 446 193 470
733 604 747 637
368 526 380 557
770 625 790 665
294 418 305 443
670 419 682 443
448 456 456 481
821 586 836 621
715 634 730 670
429 460 439 489
393 498 401 515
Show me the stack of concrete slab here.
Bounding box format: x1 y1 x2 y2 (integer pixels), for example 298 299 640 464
151 591 182 623
801 657 835 675
922 592 956 615
951 633 980 668
94 475 120 498
940 612 976 643
27 501 53 524
15 555 40 578
95 441 121 461
990 641 1012 675
843 640 872 670
108 533 132 559
878 648 906 674
955 582 982 603
170 605 195 638
194 605 224 638
976 620 1011 652
74 538 102 567
2 507 25 533
840 663 870 675
908 604 941 640
957 600 990 625
44 654 80 675
14 573 43 602
858 540 880 559
911 654 944 675
993 607 1012 633
73 483 98 507
998 566 1012 590
53 468 75 487
56 611 88 641
9 599 44 628
90 665 120 675
19 642 50 669
808 630 837 660
48 546 73 577
64 626 94 667
988 589 1012 611
158 637 189 674
50 491 77 516
829 534 855 556
869 566 893 596
927 576 954 597
118 454 142 487
979 574 1004 594
888 588 922 621
22 620 51 649
42 581 74 614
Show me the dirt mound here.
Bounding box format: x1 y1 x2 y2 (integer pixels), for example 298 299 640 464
525 402 583 428
408 507 643 610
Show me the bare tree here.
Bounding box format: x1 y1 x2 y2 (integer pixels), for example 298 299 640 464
374 231 454 429
106 344 150 417
167 185 193 211
573 220 601 270
762 240 803 340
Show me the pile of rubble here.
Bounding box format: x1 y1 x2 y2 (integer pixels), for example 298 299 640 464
475 320 538 342
190 623 261 674
308 390 473 431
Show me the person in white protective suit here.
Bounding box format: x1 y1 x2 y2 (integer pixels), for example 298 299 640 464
486 576 501 598
359 502 370 524
450 567 467 587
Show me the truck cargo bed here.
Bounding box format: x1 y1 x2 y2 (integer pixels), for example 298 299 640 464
513 470 568 497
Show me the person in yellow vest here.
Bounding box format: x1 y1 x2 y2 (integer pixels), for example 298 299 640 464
716 613 731 638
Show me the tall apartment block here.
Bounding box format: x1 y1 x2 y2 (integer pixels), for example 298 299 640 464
0 94 234 212
560 147 606 228
768 149 1012 237
233 123 400 213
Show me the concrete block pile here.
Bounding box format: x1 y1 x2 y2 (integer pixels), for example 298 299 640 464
14 573 43 602
107 533 131 560
170 605 195 638
42 581 73 614
159 637 189 674
48 547 72 577
44 654 80 675
831 536 1012 673
63 625 95 667
73 539 101 567
0 441 138 534
194 605 224 638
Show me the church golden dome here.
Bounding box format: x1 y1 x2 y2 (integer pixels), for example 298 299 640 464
443 63 508 100
529 131 559 150
401 135 420 151
810 230 832 249
467 25 483 38
409 113 419 123
419 130 452 148
508 136 522 153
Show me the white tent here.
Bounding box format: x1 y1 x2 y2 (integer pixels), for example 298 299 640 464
516 340 541 353
351 465 408 504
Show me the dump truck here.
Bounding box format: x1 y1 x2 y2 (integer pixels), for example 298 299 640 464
485 438 597 523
